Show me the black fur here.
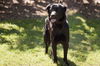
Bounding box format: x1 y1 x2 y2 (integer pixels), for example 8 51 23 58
44 3 69 65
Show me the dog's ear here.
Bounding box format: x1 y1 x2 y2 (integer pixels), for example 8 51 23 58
59 2 67 12
63 6 67 12
45 4 51 11
63 3 67 12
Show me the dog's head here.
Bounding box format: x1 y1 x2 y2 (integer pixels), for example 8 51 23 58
46 3 67 22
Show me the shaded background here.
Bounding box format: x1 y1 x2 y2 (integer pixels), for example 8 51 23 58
0 0 100 20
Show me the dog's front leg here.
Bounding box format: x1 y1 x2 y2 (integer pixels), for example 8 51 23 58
45 43 49 54
50 35 57 63
51 41 57 63
63 42 69 65
44 21 50 54
49 22 57 63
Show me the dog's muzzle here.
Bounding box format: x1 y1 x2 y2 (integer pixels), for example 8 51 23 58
50 11 56 18
50 11 57 22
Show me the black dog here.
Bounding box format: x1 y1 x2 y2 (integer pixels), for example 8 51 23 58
44 3 69 65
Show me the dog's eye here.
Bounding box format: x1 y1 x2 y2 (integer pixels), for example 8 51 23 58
52 5 58 11
52 7 58 11
54 7 58 11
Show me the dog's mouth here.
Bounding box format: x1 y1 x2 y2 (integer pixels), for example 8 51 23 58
50 19 56 22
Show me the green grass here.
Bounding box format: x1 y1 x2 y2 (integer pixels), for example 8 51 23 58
0 14 100 66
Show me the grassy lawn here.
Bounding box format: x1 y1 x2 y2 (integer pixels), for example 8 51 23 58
0 14 100 66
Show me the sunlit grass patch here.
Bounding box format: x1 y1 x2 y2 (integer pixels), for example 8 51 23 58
85 50 100 66
0 23 24 32
0 44 56 66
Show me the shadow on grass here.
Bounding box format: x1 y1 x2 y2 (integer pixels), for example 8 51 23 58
57 57 76 66
48 54 76 66
47 50 76 66
67 13 100 62
0 19 45 51
68 13 100 51
0 28 21 35
13 19 44 51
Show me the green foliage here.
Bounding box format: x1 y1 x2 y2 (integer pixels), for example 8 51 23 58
0 14 100 66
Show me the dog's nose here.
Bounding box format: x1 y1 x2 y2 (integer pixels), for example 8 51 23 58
51 11 56 18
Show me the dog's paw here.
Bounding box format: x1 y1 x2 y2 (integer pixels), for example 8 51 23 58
63 58 69 66
53 58 58 63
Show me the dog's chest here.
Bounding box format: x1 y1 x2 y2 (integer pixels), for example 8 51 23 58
53 24 64 30
55 24 63 29
53 24 64 33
